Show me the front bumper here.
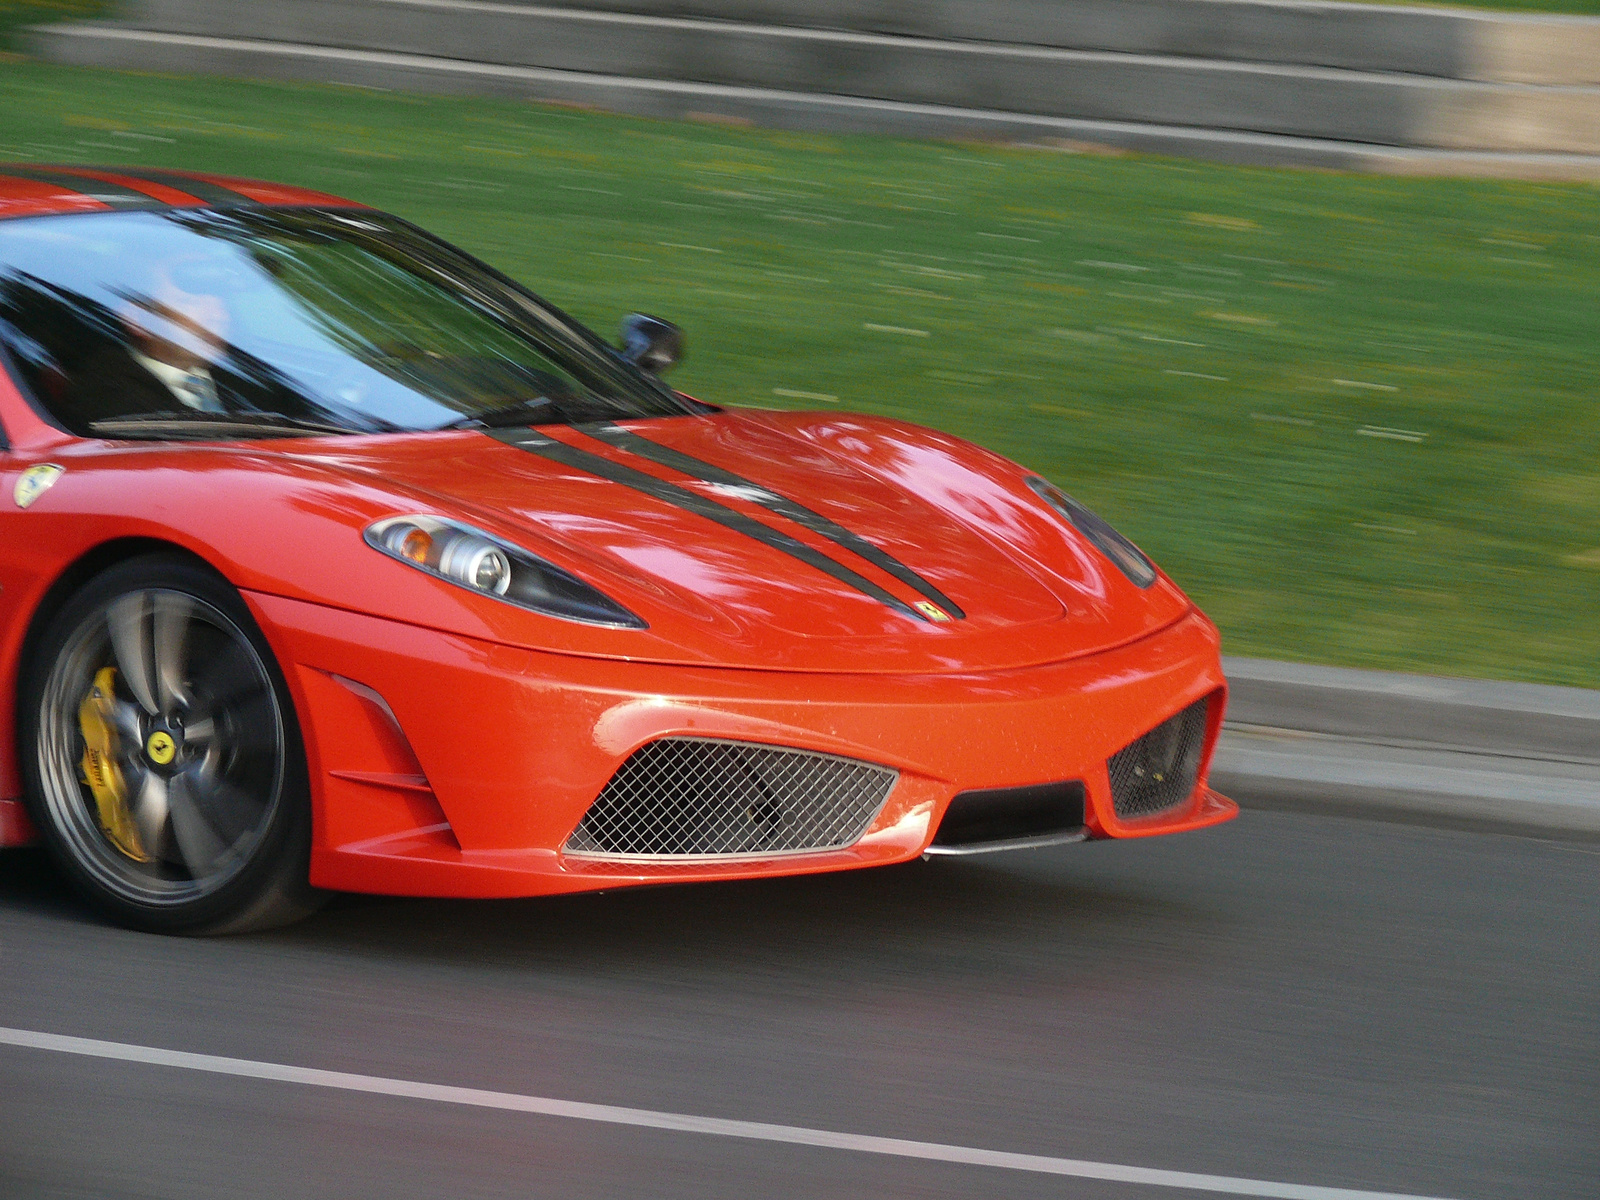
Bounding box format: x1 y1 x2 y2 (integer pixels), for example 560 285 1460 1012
249 592 1236 898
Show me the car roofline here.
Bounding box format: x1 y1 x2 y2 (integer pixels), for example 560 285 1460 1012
0 164 363 222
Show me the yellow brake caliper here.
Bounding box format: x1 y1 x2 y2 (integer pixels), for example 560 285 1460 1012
78 667 150 862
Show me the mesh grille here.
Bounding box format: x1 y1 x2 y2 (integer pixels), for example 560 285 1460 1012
565 738 897 859
1106 696 1212 819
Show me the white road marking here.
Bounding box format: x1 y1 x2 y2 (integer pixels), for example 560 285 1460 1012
0 1026 1464 1200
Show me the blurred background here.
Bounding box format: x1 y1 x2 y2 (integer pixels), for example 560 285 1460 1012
1 6 1596 1200
4 0 1597 688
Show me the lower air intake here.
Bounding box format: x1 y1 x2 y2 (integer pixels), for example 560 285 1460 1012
565 738 897 859
1106 696 1212 819
931 781 1086 851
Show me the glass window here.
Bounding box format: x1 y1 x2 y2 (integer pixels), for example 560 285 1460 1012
0 207 689 439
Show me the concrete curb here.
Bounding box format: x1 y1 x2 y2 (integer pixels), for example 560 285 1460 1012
1215 658 1600 839
29 26 1600 179
125 0 1600 84
47 9 1600 153
1223 656 1600 761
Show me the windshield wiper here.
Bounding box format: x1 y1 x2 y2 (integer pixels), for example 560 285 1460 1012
90 410 356 439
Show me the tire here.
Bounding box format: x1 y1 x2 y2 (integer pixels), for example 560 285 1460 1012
19 553 322 934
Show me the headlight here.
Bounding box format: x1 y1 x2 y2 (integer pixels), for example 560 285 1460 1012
365 515 647 628
1026 477 1157 589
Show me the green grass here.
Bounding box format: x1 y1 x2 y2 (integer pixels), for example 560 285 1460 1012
0 61 1597 688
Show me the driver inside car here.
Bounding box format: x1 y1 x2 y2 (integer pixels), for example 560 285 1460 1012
117 255 234 413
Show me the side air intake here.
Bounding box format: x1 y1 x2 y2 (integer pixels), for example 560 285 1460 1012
1106 696 1213 819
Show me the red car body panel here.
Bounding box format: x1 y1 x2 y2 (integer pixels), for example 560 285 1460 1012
0 167 1237 893
0 164 352 220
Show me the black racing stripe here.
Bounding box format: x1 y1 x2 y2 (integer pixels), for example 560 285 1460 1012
584 422 966 620
488 428 932 623
104 167 260 208
0 167 169 210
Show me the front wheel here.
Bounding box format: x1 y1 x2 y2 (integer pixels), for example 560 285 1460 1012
20 554 320 934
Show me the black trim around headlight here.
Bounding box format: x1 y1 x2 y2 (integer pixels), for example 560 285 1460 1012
364 515 648 628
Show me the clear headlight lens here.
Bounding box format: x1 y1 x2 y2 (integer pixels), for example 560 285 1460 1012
1026 477 1157 589
366 515 646 628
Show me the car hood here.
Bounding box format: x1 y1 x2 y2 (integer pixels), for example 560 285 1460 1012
268 410 1191 673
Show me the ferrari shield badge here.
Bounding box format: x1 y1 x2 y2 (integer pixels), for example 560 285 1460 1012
914 600 952 622
14 463 63 509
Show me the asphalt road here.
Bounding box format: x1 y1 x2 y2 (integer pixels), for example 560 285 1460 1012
1 809 1596 1200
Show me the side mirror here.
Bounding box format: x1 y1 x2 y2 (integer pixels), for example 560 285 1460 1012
619 313 684 375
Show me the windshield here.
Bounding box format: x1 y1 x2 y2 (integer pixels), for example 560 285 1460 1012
0 207 691 438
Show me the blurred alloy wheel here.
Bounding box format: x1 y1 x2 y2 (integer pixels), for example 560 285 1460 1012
22 554 319 934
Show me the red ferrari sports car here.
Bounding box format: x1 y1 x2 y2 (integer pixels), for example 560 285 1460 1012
0 164 1235 934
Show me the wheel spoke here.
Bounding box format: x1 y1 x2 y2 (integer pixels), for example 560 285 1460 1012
197 769 267 846
109 697 144 745
167 770 227 878
224 694 280 757
151 592 194 713
186 638 267 722
107 592 160 716
128 768 169 858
